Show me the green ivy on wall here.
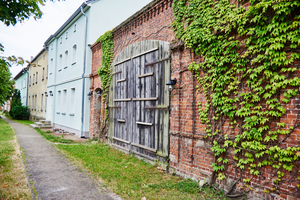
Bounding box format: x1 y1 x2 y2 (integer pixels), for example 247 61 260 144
172 0 300 196
96 30 114 140
97 30 114 99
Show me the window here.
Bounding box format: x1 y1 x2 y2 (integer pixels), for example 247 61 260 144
33 74 35 85
70 88 75 115
50 58 53 75
29 76 31 86
58 54 62 71
32 95 34 110
43 55 45 60
46 65 48 79
72 45 77 64
41 94 44 111
28 96 30 109
51 44 53 50
36 72 38 84
74 24 76 32
64 50 68 68
35 95 37 110
42 68 45 80
62 90 67 114
66 32 68 39
60 37 62 44
56 91 61 113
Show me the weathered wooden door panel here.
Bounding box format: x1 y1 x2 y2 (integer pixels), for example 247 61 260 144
108 40 170 162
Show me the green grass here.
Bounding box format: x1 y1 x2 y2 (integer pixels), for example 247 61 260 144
35 128 75 144
0 119 31 199
57 143 227 200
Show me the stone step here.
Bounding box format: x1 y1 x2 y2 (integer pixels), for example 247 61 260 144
35 122 43 126
39 120 51 125
29 124 39 129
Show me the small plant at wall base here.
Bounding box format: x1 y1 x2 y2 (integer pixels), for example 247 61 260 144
172 0 300 197
96 30 114 141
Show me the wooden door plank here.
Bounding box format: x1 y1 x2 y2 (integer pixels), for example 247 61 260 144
136 121 153 126
155 61 159 151
131 143 156 153
132 97 158 101
144 49 151 148
137 72 154 78
150 50 157 149
162 41 171 156
108 64 115 144
140 53 145 147
113 98 131 102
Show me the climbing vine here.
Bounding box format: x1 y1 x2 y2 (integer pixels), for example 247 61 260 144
172 0 300 196
97 30 114 99
96 30 114 140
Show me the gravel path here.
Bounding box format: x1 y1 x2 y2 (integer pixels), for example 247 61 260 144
2 116 121 200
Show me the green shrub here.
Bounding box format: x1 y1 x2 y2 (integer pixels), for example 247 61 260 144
9 105 29 120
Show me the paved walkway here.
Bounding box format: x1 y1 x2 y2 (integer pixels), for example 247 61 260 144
2 116 121 200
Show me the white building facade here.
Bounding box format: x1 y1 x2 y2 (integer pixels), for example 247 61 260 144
14 68 28 107
44 0 152 138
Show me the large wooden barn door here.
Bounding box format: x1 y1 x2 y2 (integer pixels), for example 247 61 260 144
108 40 170 163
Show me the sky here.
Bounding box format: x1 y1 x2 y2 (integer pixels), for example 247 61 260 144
0 0 84 78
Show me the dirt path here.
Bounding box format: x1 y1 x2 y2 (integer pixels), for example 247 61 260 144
2 116 121 200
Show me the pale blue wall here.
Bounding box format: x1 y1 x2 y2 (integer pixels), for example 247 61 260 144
14 72 28 107
46 0 153 137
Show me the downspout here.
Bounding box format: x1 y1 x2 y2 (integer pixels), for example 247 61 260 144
80 3 88 138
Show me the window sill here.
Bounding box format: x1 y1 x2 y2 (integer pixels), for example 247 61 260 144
71 62 76 66
64 66 68 69
62 113 66 115
56 112 60 114
69 113 75 116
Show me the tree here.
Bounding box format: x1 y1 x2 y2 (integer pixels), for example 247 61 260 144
0 57 14 106
0 0 45 26
0 0 59 106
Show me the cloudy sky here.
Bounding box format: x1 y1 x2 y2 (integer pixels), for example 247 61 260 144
0 0 84 78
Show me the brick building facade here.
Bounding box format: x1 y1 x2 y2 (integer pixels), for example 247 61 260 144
90 0 300 199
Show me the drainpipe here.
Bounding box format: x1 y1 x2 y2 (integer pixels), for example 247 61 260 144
80 3 88 138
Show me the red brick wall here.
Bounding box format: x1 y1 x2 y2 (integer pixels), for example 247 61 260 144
90 0 300 199
90 42 103 138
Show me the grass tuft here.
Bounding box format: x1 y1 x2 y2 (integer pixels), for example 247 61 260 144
35 128 75 144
